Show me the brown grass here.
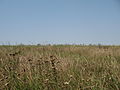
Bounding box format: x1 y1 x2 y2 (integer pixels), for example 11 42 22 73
0 45 120 90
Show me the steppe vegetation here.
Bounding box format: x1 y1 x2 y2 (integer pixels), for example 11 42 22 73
0 45 120 90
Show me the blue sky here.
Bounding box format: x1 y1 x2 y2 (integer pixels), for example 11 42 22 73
0 0 120 45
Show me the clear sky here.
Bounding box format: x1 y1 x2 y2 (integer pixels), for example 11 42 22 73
0 0 120 45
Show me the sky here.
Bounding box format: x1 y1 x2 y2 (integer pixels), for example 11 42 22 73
0 0 120 45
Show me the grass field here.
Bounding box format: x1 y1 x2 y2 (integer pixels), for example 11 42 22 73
0 45 120 90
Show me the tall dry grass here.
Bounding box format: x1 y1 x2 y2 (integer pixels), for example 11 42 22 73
0 45 120 90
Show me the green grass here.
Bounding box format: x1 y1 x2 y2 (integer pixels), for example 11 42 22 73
0 45 120 90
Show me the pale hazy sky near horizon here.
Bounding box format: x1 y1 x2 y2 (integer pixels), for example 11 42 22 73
0 0 120 45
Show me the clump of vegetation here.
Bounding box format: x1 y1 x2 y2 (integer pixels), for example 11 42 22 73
0 45 120 90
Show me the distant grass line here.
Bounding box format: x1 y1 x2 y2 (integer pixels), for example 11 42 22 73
0 45 120 90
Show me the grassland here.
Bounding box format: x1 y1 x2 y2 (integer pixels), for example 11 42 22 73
0 45 120 90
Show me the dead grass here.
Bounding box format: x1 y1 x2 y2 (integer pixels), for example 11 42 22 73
0 45 120 90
